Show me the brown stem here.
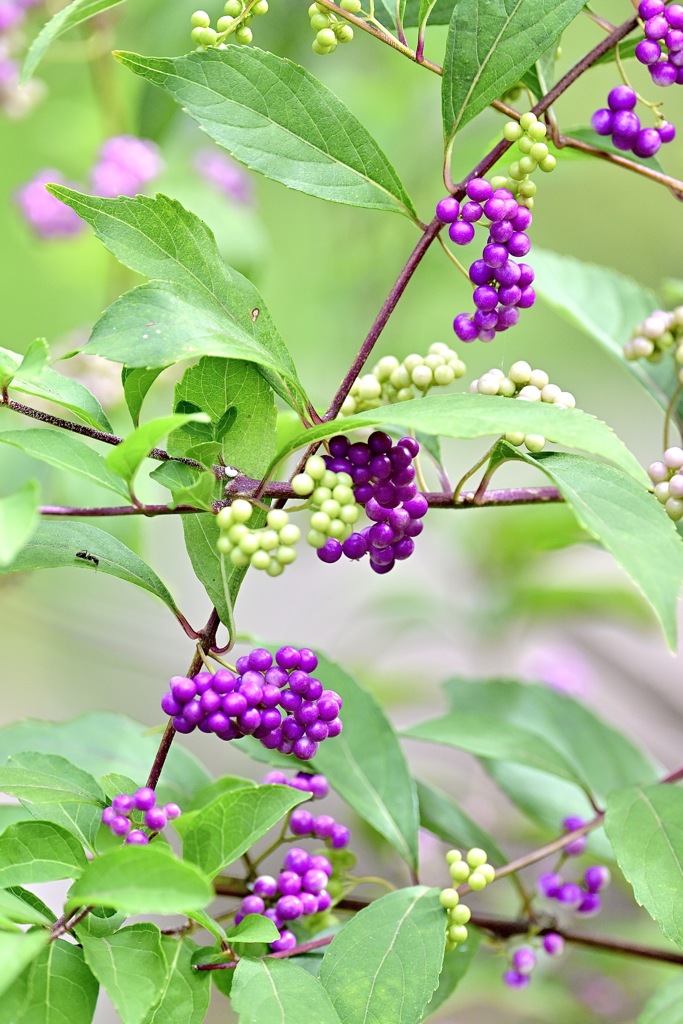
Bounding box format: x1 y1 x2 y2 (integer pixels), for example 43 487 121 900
39 503 206 517
558 133 683 201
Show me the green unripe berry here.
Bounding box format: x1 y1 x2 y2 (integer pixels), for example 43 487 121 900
340 0 362 10
266 509 289 531
251 549 270 570
466 848 488 868
449 904 472 925
490 175 508 190
520 111 537 130
498 377 516 398
191 10 211 27
292 472 314 496
197 26 218 45
312 39 333 54
403 353 424 373
308 2 322 13
411 365 433 390
266 559 284 577
529 142 549 162
445 849 462 864
424 353 445 370
505 432 526 446
503 120 524 141
224 0 243 13
390 365 411 390
252 0 268 13
518 155 537 175
235 25 253 43
439 888 460 909
327 518 347 539
477 864 496 884
507 161 525 181
654 482 671 503
310 511 331 533
312 486 332 505
527 120 547 140
332 484 354 505
665 496 683 520
375 355 400 382
216 507 232 529
306 455 327 480
447 924 469 944
434 364 455 387
230 499 253 523
320 498 341 518
539 154 557 172
217 15 235 30
445 940 457 953
217 535 232 554
228 523 248 544
524 434 545 453
339 504 359 524
279 523 301 546
310 12 331 29
317 27 336 46
358 375 382 400
467 871 487 890
320 470 337 489
508 360 531 384
238 533 260 555
448 358 466 378
518 179 536 198
505 178 520 195
259 529 279 551
307 529 328 549
229 548 251 567
191 27 207 44
517 135 533 154
449 861 471 883
276 545 297 565
396 387 414 402
336 24 354 42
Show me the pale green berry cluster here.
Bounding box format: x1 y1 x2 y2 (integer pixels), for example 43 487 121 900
291 456 361 549
440 848 495 952
494 112 557 210
648 447 683 520
470 360 576 454
308 0 357 55
216 499 300 576
623 307 683 375
190 0 268 50
340 342 467 416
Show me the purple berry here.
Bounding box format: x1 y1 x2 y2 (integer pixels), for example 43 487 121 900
611 110 640 139
212 669 237 693
542 932 565 956
326 717 343 737
651 60 678 87
331 823 351 848
461 200 483 222
240 895 265 916
469 259 493 285
253 874 277 898
498 284 522 306
313 814 336 839
507 232 531 257
248 648 273 671
164 803 181 820
289 808 314 835
494 260 522 286
284 847 312 875
503 969 530 989
577 892 602 916
449 221 475 245
482 243 509 268
316 890 332 912
518 286 536 309
557 882 583 906
483 197 508 221
293 736 318 760
511 207 532 231
271 930 297 952
133 787 156 811
193 672 213 694
298 648 318 673
112 794 134 815
473 284 499 311
453 314 479 341
302 868 329 894
497 306 520 329
144 807 167 831
276 895 303 920
466 177 492 202
125 830 149 845
299 892 319 915
538 872 563 898
436 196 460 222
639 0 664 16
237 708 262 733
276 646 300 670
646 13 669 39
668 3 683 29
511 947 536 974
110 815 132 836
277 870 302 895
170 676 196 703
607 85 637 111
102 806 116 826
161 693 182 716
584 865 611 892
222 691 248 716
635 38 662 64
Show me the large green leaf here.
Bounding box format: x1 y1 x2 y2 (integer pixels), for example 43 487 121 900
605 784 683 949
0 345 112 432
442 0 587 140
81 924 168 1024
140 938 211 1024
177 784 309 879
443 678 657 803
67 847 213 916
105 412 209 488
532 249 663 409
309 653 420 869
416 780 506 865
274 393 646 484
0 713 212 809
225 914 280 945
115 48 415 218
637 975 683 1024
232 958 342 1024
0 520 180 616
3 939 98 1024
424 930 480 1018
23 0 127 80
0 480 39 566
319 887 445 1024
48 190 306 411
0 887 53 927
505 449 683 648
0 930 49 1000
0 820 88 888
0 429 129 499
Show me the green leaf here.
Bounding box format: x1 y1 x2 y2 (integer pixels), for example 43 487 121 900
532 249 665 409
185 908 227 945
105 413 209 488
442 0 586 141
443 678 657 803
149 462 215 511
187 775 256 812
122 367 167 427
273 393 646 485
23 0 127 80
425 930 480 1018
1 345 112 432
16 339 50 382
232 957 341 1024
226 914 280 944
2 939 98 1023
67 847 213 916
115 48 415 218
310 652 419 869
141 938 211 1024
73 905 126 939
416 780 506 865
0 713 212 809
0 820 88 887
181 511 256 627
506 449 683 648
560 127 664 171
521 38 558 98
0 520 181 616
319 887 445 1024
178 784 309 879
0 480 39 566
81 924 168 1024
0 887 53 927
595 33 642 67
47 190 306 411
0 429 130 499
605 784 683 948
0 930 50 1000
637 975 683 1024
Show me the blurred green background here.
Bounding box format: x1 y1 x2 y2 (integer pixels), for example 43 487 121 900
1 1 682 1020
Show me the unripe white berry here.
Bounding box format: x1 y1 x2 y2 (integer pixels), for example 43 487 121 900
648 460 670 484
434 364 456 386
327 518 346 538
505 432 526 446
424 353 446 371
632 336 655 358
305 455 327 480
673 306 683 327
216 535 232 554
412 365 433 390
340 0 361 10
498 377 516 398
259 529 279 551
528 368 549 389
555 391 576 409
490 175 508 189
468 381 479 394
320 470 337 488
312 38 333 53
332 484 354 505
196 26 218 45
541 383 561 403
337 471 353 487
503 120 524 141
539 154 557 172
238 533 260 555
340 396 356 415
252 0 268 13
397 387 415 401
235 25 252 43
402 353 422 373
429 342 452 356
229 548 251 567
477 375 501 396
279 523 301 546
669 474 683 498
449 359 466 378
320 499 341 519
374 355 400 381
517 135 534 154
520 111 537 130
517 385 541 402
524 434 546 453
336 25 354 43
390 365 411 390
357 374 382 401
266 509 289 531
654 482 670 503
276 545 297 565
307 529 327 549
217 15 235 30
266 559 284 577
665 497 683 520
292 472 314 496
224 0 242 13
508 360 532 384
664 446 683 469
642 313 671 339
312 486 332 505
216 507 232 529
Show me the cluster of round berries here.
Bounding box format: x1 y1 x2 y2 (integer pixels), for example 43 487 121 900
340 343 467 416
440 848 495 952
635 0 683 87
503 934 565 989
290 457 362 552
469 361 576 453
501 111 557 203
101 787 181 846
160 647 342 761
308 0 357 55
648 446 683 520
537 862 611 917
190 0 268 49
435 179 536 343
263 770 351 848
298 433 427 573
216 500 301 577
591 86 674 159
624 306 683 367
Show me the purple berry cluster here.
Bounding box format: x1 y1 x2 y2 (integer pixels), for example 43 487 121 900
503 934 565 989
536 816 611 917
160 647 343 761
435 178 536 343
635 0 683 86
314 432 428 574
591 85 674 158
263 769 350 847
101 787 181 846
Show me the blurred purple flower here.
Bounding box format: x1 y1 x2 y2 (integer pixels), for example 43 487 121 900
0 1 24 32
194 148 253 205
90 135 164 197
16 170 84 239
521 646 593 697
